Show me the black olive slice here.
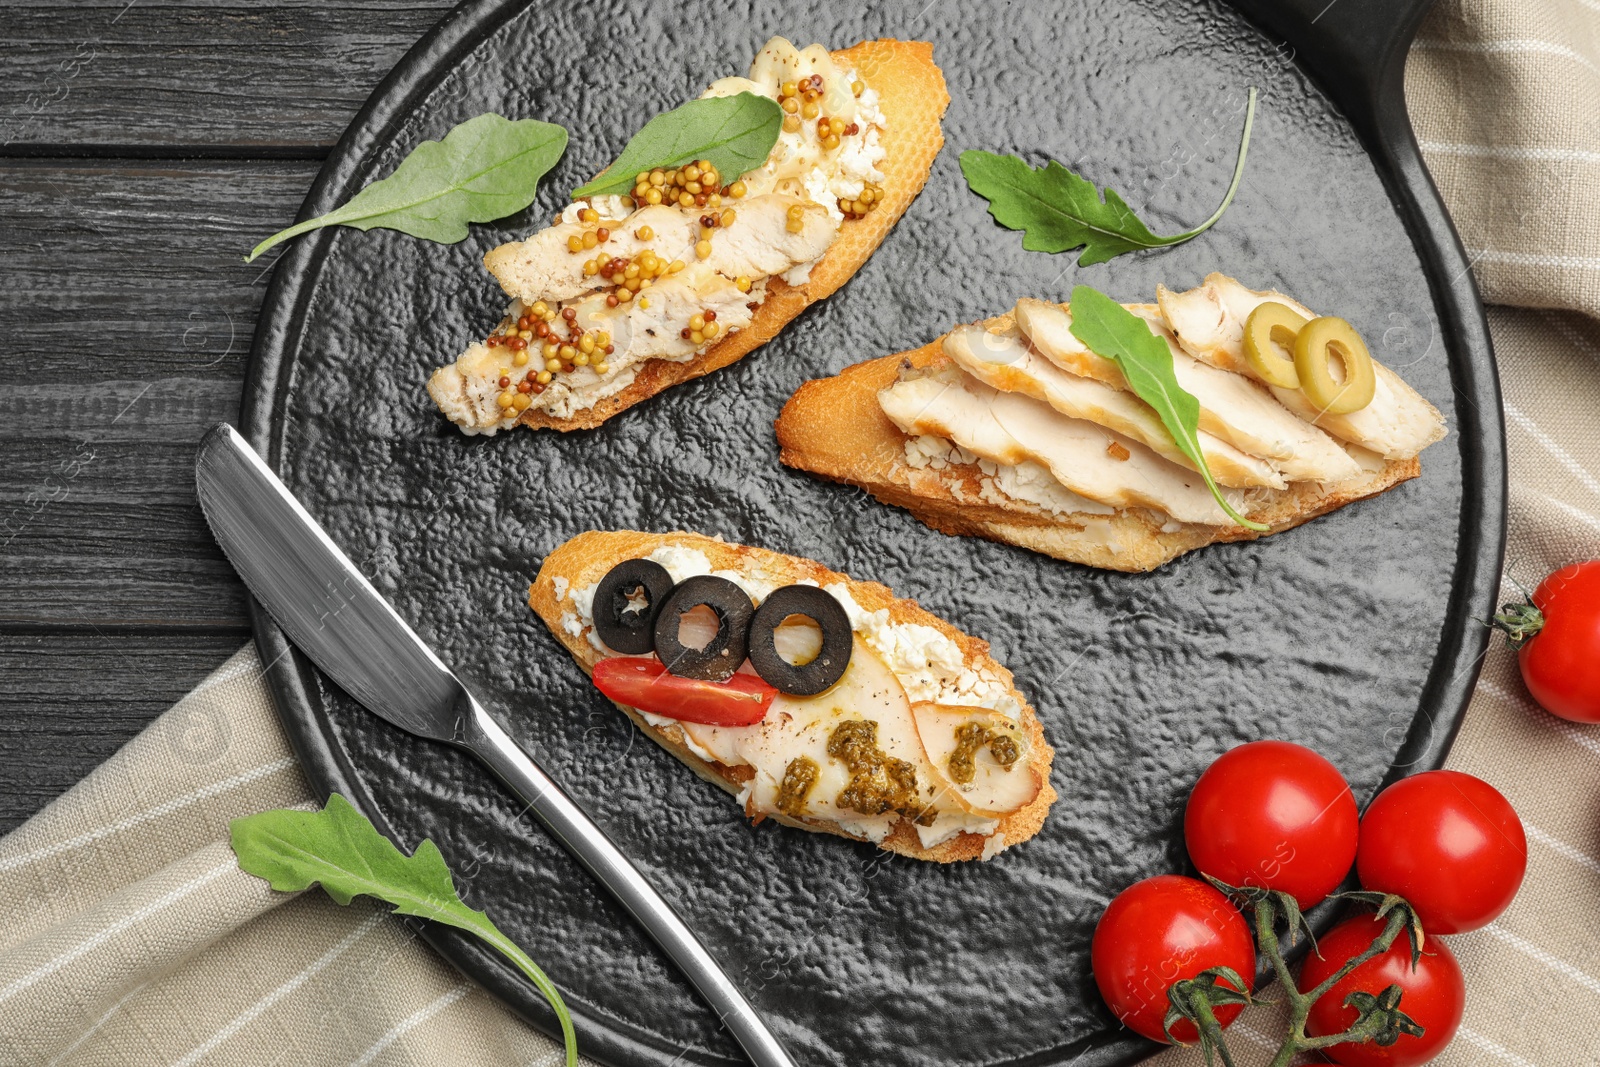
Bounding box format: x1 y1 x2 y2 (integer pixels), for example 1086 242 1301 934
592 559 675 655
652 575 755 682
747 585 853 696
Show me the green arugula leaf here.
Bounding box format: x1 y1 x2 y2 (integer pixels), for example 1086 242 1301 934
1068 285 1268 531
573 92 783 199
231 794 577 1067
960 87 1257 266
246 113 569 262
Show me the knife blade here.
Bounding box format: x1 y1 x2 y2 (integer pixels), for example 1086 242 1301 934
195 422 796 1067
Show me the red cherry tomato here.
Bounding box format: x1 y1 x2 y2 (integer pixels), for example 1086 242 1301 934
1512 561 1600 723
1091 875 1255 1044
1357 769 1526 934
592 657 776 726
1184 740 1359 910
1298 913 1465 1067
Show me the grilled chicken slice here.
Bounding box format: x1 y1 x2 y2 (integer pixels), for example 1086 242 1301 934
1156 273 1447 460
427 266 755 429
483 194 838 306
1012 298 1363 483
941 324 1285 489
877 367 1251 525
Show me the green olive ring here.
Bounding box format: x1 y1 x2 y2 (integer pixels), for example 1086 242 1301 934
1293 316 1376 415
1242 301 1308 389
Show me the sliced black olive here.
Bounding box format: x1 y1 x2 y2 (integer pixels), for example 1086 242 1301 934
747 585 853 696
652 575 754 682
592 558 675 655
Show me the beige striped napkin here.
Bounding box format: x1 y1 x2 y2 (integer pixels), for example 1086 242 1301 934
4 0 1598 1063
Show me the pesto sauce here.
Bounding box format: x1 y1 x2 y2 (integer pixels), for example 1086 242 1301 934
827 719 932 825
775 756 819 816
948 721 1021 785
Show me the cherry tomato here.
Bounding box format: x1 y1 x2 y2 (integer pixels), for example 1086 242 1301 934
1298 913 1464 1067
1508 561 1600 723
1357 769 1525 934
1184 740 1359 909
1091 875 1255 1044
592 657 776 726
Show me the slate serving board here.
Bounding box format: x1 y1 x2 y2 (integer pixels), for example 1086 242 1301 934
239 0 1505 1063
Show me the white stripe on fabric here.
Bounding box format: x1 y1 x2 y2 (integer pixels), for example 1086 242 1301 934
169 911 387 1067
1226 1023 1277 1050
1527 823 1600 879
345 983 472 1067
45 983 147 1067
1418 140 1600 166
191 656 264 694
1504 403 1600 500
1412 36 1600 76
1466 248 1600 272
0 860 235 1006
1543 495 1600 538
1456 1026 1540 1067
0 757 298 873
1480 923 1600 996
1475 680 1600 759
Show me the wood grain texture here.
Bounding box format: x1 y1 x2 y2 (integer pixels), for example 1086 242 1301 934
0 160 322 629
0 1 453 152
0 0 445 828
0 630 247 830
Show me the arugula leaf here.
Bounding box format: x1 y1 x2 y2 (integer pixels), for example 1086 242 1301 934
960 87 1257 266
1067 285 1268 531
231 794 577 1067
573 92 782 199
246 113 569 262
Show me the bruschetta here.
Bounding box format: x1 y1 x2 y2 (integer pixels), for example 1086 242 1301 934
430 37 949 433
530 530 1056 862
775 274 1447 572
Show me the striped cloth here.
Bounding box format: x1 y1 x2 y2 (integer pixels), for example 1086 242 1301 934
4 1 1598 1063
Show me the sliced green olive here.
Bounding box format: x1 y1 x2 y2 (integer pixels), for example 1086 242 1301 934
1293 316 1376 415
1242 301 1308 389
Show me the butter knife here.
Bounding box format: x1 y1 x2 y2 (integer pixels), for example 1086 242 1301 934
195 422 795 1067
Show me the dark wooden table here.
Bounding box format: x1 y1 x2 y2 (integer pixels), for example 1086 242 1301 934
0 0 460 833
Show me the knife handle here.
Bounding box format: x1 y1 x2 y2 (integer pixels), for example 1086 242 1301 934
463 699 798 1067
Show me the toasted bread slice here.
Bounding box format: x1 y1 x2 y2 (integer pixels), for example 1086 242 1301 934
775 312 1422 573
530 530 1056 862
510 40 948 432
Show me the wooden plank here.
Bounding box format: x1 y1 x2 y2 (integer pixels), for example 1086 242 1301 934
0 629 248 833
0 1 454 152
0 159 319 626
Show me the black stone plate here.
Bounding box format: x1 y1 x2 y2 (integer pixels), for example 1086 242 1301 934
239 0 1505 1064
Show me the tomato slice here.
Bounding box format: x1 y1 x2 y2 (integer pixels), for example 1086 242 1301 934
591 657 776 726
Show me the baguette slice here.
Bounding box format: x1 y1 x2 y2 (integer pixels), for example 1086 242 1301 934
775 312 1422 573
530 530 1056 862
509 40 949 432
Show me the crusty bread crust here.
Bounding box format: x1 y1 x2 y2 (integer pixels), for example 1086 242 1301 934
529 530 1056 862
775 313 1422 573
514 40 950 432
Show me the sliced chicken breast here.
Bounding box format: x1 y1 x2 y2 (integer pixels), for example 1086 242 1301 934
941 324 1284 489
483 194 838 306
878 367 1252 526
1012 298 1363 483
1156 273 1447 459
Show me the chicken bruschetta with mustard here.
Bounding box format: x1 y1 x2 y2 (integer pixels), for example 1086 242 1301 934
776 274 1448 572
530 531 1055 862
430 37 949 433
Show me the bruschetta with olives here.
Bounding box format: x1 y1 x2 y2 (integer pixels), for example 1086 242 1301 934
530 530 1056 862
776 274 1447 572
429 37 950 433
